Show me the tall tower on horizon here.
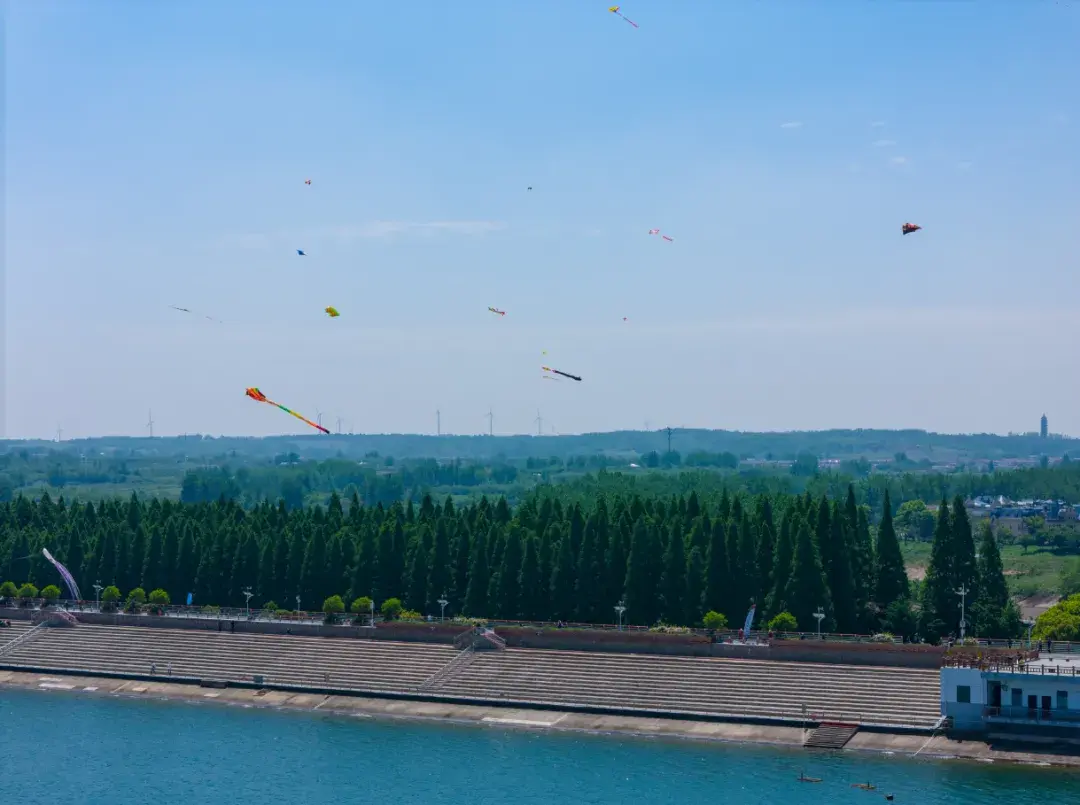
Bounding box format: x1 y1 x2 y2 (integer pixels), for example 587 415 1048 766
1040 414 1048 439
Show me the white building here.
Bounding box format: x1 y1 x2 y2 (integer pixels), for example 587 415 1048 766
942 654 1080 745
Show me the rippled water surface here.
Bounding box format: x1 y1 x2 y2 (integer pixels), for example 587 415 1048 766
3 688 1077 804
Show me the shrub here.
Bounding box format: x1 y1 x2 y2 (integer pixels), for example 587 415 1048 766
0 581 17 602
399 608 424 622
124 587 146 613
17 583 39 603
702 611 729 630
351 596 373 614
148 589 171 607
380 597 403 621
322 595 345 623
649 623 692 634
101 585 121 612
767 612 798 632
40 585 62 605
871 632 896 643
263 601 278 612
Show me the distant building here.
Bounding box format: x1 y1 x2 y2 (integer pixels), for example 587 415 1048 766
1041 414 1048 439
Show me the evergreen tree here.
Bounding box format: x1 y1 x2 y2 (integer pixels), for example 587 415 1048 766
685 547 706 626
351 524 377 603
874 489 908 607
464 526 490 616
767 512 796 616
427 519 452 613
754 521 775 610
973 520 1009 636
623 519 658 625
703 518 730 616
550 533 576 621
64 526 85 599
660 519 686 623
406 525 432 613
920 499 954 640
324 536 344 597
736 513 759 612
451 523 471 610
176 524 197 602
142 526 163 594
194 530 223 606
950 495 979 611
271 527 289 605
518 536 542 620
575 516 602 621
496 525 523 618
376 521 399 601
257 537 275 603
784 522 834 632
299 525 328 610
605 523 628 612
159 519 179 602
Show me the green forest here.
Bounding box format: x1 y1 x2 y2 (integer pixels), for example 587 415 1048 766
0 482 1022 643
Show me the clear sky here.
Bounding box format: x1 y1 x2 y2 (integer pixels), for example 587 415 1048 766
4 1 1078 440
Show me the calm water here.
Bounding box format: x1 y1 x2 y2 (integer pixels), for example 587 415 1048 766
3 689 1077 804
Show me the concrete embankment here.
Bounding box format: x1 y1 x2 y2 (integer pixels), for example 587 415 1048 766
2 670 1077 769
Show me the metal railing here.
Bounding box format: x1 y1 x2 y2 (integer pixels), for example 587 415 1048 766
944 657 1080 676
984 706 1080 724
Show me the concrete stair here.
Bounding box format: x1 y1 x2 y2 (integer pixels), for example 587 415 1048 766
804 722 859 749
0 625 942 727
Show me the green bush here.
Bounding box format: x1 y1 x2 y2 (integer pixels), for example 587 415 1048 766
17 583 39 600
399 608 424 622
1033 593 1080 642
101 585 121 612
351 596 373 614
702 611 728 630
40 585 62 604
263 601 278 612
380 597 403 621
767 612 798 632
125 587 146 613
0 581 17 601
148 589 171 607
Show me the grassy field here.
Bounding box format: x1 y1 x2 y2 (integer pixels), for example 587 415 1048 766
900 541 1075 598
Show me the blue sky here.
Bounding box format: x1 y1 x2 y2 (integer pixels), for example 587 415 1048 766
5 1 1079 440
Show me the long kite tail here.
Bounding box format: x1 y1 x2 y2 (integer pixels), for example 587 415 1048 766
271 400 330 434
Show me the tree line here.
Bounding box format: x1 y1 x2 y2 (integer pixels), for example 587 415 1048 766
0 484 1018 640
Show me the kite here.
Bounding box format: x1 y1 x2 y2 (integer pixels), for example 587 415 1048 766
325 306 340 318
43 548 82 601
527 186 533 191
649 229 674 242
542 375 560 382
902 223 922 235
609 6 638 27
169 305 223 324
488 306 507 316
297 249 307 256
304 179 312 185
245 387 330 434
543 366 582 382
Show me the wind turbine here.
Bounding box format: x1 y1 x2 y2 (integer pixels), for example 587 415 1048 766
335 416 343 434
146 410 154 438
535 409 543 436
55 425 63 443
486 407 494 437
316 409 323 429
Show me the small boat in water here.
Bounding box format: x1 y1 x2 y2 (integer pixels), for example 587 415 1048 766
797 772 822 783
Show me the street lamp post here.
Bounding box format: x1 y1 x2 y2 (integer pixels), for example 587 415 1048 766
243 587 254 619
437 592 449 622
614 600 627 631
955 586 969 641
813 608 825 638
93 580 103 612
296 594 301 621
370 598 375 627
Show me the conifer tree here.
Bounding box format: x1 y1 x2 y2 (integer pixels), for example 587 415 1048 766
257 537 275 603
624 519 657 625
874 489 908 607
766 512 795 616
575 517 602 621
950 495 978 608
427 518 452 613
550 532 576 620
518 536 542 620
660 519 686 623
920 499 954 639
141 526 163 593
406 526 432 613
973 520 1008 636
300 525 328 610
464 526 489 616
685 547 706 626
605 524 628 611
704 518 730 616
159 519 179 601
351 524 377 603
176 524 198 602
754 521 775 610
496 525 523 618
451 522 471 611
784 522 834 632
736 513 759 612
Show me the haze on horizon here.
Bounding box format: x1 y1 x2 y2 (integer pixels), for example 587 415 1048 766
5 2 1078 441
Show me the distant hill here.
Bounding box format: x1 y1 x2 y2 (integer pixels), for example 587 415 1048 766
2 428 1077 462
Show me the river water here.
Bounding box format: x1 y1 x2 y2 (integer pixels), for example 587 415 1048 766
3 688 1076 804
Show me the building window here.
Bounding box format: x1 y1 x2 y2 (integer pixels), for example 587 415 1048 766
1057 691 1069 710
957 685 971 704
1011 688 1023 707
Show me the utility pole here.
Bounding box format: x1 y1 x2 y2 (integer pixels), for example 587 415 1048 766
336 416 343 434
535 410 543 436
436 409 441 436
486 408 494 437
813 607 825 637
665 426 674 454
955 586 969 640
